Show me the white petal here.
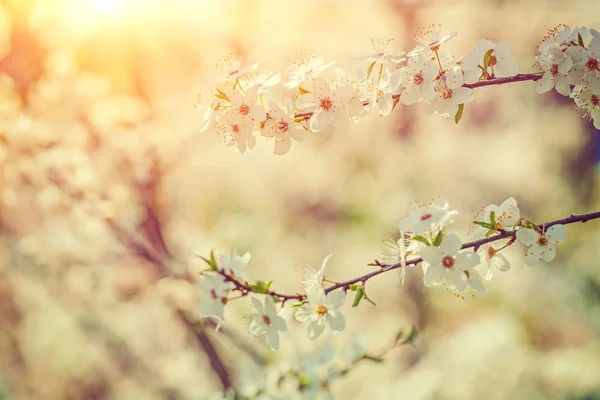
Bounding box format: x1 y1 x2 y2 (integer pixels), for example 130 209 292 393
326 311 346 332
546 224 566 243
439 233 462 255
294 304 315 323
542 243 557 262
266 329 280 351
306 320 326 339
250 297 263 313
271 315 287 332
400 84 420 105
309 109 331 132
516 228 538 246
249 319 266 337
524 244 543 266
326 290 346 310
492 252 511 272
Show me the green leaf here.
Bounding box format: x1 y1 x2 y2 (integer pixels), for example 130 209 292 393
197 250 218 270
489 210 496 225
298 86 310 95
473 221 495 230
482 48 495 70
362 354 385 363
270 295 281 303
484 229 495 238
366 61 377 78
395 325 418 346
578 32 585 47
455 103 464 124
432 230 445 247
349 284 361 292
249 280 272 294
352 287 364 307
291 300 308 308
411 235 431 246
363 291 376 306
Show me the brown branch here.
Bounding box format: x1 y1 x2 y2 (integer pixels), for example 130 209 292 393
293 72 545 120
219 210 600 301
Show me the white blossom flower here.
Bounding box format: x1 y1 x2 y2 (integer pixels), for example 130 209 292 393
262 99 306 155
296 78 357 132
572 86 600 128
216 110 256 153
567 35 600 94
357 37 406 64
249 296 287 351
408 24 457 56
219 249 251 276
420 233 482 293
302 254 333 295
198 273 233 325
516 224 567 266
284 52 335 89
423 65 475 118
381 232 424 284
240 69 281 94
535 44 574 95
363 71 401 116
476 243 511 280
295 289 346 339
217 53 259 82
538 24 589 52
225 86 267 123
471 197 520 240
399 54 439 105
462 39 518 77
396 197 459 235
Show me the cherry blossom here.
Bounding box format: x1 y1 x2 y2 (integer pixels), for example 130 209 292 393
217 53 259 82
396 197 459 235
571 86 600 128
357 37 406 64
198 273 233 325
408 24 457 56
472 197 521 239
398 54 438 105
516 224 567 266
219 249 251 276
295 289 346 339
364 72 401 116
284 52 334 89
476 243 511 280
302 253 333 295
262 99 306 155
420 233 481 293
535 44 574 95
248 296 287 351
296 78 358 132
567 34 600 94
423 65 475 118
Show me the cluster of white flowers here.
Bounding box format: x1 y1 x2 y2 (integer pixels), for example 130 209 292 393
535 24 600 127
196 25 536 155
198 196 570 348
197 23 600 155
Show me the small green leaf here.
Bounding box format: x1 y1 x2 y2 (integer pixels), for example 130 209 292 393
482 48 495 70
349 284 361 292
352 287 364 307
362 354 385 363
197 250 218 270
473 221 495 230
270 295 281 303
291 300 308 308
298 86 310 95
489 211 496 225
249 280 272 294
411 235 431 246
578 32 585 47
395 325 418 345
485 229 495 238
366 61 377 78
432 231 445 247
455 103 464 124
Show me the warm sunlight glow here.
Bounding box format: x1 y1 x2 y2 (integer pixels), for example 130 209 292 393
93 0 127 15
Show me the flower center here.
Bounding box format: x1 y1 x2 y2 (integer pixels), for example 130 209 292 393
488 55 498 67
320 97 333 111
442 256 455 268
413 73 424 85
262 314 271 326
210 289 217 299
316 305 328 316
549 64 559 77
441 88 453 100
231 124 240 134
277 120 289 133
586 57 599 72
420 213 432 221
487 246 497 259
537 236 548 246
239 104 250 116
591 94 599 107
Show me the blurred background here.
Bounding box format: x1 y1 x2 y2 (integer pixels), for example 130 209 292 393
1 0 600 399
